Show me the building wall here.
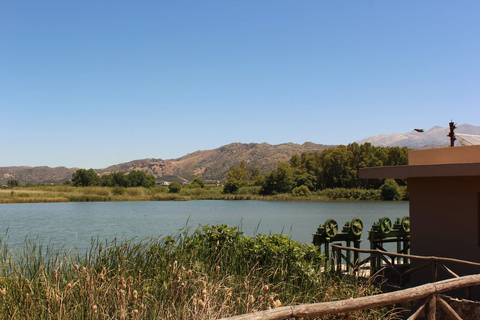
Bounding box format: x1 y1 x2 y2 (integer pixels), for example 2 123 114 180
408 176 480 295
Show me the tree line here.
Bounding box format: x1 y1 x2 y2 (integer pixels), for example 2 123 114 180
223 143 409 197
71 169 156 188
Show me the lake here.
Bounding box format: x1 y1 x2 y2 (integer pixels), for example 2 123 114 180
0 200 408 252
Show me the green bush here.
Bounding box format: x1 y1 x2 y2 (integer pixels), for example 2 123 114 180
237 186 262 195
292 185 312 197
317 188 381 200
168 181 182 193
380 179 401 200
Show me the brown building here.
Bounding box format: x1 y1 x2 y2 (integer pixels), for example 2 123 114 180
359 145 480 296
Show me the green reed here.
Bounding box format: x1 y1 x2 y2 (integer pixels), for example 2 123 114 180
0 225 401 319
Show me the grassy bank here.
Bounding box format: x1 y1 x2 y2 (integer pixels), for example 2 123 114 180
0 185 404 203
0 225 400 319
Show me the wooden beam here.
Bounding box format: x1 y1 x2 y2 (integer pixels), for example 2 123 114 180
437 296 462 320
219 274 480 320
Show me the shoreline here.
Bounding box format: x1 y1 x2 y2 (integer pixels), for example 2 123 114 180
0 186 402 204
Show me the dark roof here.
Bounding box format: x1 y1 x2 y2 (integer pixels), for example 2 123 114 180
359 162 480 179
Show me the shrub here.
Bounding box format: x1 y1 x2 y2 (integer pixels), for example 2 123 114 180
191 177 205 188
292 185 312 197
168 181 182 193
380 179 401 200
223 178 244 194
237 186 261 195
316 188 381 200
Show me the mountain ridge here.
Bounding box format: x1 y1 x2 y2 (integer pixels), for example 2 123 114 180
2 124 479 185
0 142 335 185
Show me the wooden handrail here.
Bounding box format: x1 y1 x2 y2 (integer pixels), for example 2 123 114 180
331 243 480 268
219 274 480 320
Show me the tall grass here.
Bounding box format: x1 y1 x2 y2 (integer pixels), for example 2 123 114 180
0 226 400 319
0 185 405 203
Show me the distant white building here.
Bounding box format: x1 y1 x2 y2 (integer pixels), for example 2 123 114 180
156 181 170 186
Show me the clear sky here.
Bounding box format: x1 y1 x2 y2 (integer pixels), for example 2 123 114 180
1 1 479 169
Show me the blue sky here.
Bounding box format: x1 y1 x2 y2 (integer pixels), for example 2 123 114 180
1 1 479 168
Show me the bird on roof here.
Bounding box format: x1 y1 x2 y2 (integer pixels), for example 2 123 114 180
414 129 424 132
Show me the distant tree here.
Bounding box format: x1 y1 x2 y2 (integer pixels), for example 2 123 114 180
112 172 130 188
223 178 242 194
191 177 205 188
168 181 182 193
290 154 301 168
7 179 20 187
100 174 114 187
143 174 156 188
380 179 401 200
250 167 260 181
71 169 100 187
223 161 250 194
226 165 249 182
261 162 295 195
128 170 156 188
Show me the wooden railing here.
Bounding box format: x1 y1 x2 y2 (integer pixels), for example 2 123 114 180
219 245 480 320
219 274 480 320
331 243 480 296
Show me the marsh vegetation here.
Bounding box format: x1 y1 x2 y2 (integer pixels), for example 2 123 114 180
0 225 400 319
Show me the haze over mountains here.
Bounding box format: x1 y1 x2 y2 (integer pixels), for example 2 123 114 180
1 124 479 185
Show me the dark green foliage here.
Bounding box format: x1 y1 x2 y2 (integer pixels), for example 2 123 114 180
259 143 408 195
317 188 381 200
190 177 205 188
292 185 312 197
183 225 323 283
71 169 100 187
7 179 20 187
168 181 182 193
223 160 251 194
99 170 156 188
260 162 295 195
127 170 156 188
223 178 243 194
380 179 401 200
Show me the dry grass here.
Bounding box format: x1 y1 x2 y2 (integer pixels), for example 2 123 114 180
0 226 400 319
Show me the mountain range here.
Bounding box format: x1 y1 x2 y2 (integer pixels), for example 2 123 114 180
2 124 479 185
0 142 334 185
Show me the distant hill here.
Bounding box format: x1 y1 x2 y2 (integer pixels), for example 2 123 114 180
0 166 77 186
356 124 480 148
0 142 335 185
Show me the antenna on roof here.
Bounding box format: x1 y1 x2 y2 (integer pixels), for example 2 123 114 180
447 120 457 147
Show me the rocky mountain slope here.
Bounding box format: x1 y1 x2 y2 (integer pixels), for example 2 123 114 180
356 124 480 148
1 142 334 185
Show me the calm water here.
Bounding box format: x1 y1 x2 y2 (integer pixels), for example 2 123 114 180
0 200 408 252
